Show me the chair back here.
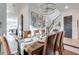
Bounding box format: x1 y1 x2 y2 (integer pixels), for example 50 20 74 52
43 31 64 55
54 31 64 55
59 31 64 54
34 30 39 36
43 33 57 55
23 31 31 38
0 36 10 55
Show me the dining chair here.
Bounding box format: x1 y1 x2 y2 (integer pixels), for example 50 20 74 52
34 30 39 36
43 33 57 55
54 31 64 55
41 30 45 34
59 31 64 54
0 36 11 55
23 31 31 38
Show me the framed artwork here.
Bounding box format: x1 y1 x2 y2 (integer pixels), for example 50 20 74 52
31 12 45 28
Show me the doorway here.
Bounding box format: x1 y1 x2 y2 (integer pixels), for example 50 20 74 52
64 16 72 38
21 14 23 38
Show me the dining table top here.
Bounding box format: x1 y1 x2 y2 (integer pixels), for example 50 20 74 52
17 35 47 44
16 35 46 55
24 41 44 54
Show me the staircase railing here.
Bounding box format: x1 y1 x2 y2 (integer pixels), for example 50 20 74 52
47 14 61 33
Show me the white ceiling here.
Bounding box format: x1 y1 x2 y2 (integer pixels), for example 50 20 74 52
56 3 79 12
7 3 79 18
30 3 57 15
30 3 79 15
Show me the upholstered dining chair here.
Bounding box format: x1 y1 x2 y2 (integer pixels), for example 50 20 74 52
54 31 64 55
0 36 10 55
34 30 39 36
23 31 31 38
43 33 57 55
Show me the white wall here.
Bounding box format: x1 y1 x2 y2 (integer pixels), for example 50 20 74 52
0 3 6 35
62 9 79 39
18 4 31 31
7 17 18 30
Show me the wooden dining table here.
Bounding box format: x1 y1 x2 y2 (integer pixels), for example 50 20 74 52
24 41 44 55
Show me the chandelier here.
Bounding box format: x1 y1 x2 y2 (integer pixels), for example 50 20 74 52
40 3 57 15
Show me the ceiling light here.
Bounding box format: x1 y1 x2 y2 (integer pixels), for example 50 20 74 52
65 6 69 9
40 3 56 15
